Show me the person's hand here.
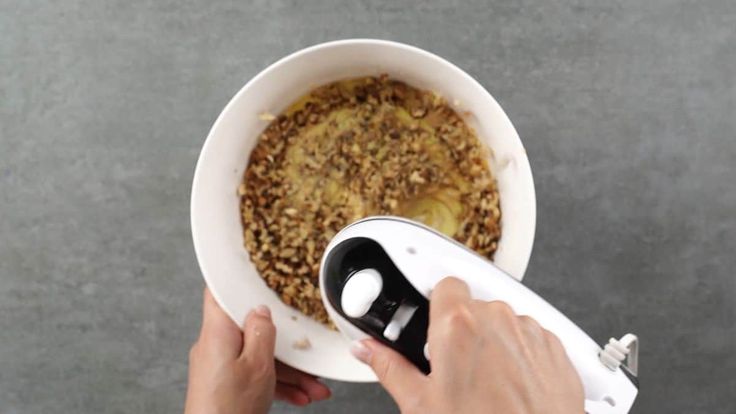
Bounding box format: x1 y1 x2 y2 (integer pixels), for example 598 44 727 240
350 277 585 414
184 288 331 414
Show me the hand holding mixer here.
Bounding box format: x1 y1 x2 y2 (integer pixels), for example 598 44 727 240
319 216 639 414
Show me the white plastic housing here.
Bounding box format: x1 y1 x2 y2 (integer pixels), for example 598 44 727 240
320 217 638 414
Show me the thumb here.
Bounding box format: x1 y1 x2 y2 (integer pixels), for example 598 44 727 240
241 305 277 364
200 288 243 358
352 339 427 408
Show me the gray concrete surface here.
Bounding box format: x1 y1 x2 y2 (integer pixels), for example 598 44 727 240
1 0 734 413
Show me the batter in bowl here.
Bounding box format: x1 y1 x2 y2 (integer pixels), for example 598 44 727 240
239 75 501 324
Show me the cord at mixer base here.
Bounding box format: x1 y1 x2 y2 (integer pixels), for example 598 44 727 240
599 334 639 376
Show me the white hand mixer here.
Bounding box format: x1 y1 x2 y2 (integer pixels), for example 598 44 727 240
319 216 639 414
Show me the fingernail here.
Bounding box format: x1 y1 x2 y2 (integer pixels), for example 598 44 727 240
255 305 271 318
350 340 372 363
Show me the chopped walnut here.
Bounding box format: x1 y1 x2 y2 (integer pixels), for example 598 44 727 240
292 337 312 350
240 76 501 326
258 112 277 121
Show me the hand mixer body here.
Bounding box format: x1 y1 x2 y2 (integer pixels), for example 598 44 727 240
319 216 638 414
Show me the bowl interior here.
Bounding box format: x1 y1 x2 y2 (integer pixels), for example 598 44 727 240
191 39 536 382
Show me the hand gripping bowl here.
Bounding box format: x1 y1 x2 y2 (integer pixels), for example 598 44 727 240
190 39 536 382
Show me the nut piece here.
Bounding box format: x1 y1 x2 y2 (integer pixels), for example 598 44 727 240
258 112 277 121
292 337 312 350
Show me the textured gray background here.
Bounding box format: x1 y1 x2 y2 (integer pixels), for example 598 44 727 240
1 0 734 413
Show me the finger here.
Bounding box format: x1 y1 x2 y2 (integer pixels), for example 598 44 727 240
241 305 277 362
543 329 581 385
518 315 544 342
351 339 427 408
543 328 568 355
199 288 243 358
429 276 472 323
276 361 332 401
275 383 311 406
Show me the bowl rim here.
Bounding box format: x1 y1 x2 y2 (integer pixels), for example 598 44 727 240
191 38 537 381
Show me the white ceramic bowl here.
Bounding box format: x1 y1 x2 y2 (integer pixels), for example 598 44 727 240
191 39 536 382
